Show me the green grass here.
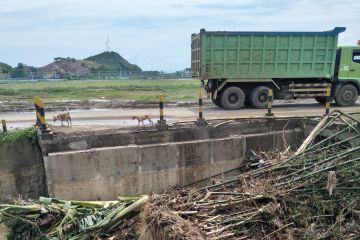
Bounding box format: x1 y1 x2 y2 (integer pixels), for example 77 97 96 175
0 127 37 144
0 79 201 102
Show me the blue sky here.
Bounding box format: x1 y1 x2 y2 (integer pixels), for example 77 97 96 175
0 0 359 72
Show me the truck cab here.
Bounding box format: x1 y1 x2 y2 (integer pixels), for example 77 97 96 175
337 46 360 82
334 45 360 106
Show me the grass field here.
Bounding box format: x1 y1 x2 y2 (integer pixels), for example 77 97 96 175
0 79 201 102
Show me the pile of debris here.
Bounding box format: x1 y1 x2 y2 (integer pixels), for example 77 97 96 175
0 196 147 239
1 110 360 239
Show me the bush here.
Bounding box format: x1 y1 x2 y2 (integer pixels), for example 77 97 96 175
0 127 38 144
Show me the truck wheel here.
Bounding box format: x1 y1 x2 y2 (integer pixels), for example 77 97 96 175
334 84 358 107
211 95 221 107
250 86 270 109
220 86 245 110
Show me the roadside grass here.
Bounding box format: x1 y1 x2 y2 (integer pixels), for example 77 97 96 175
0 126 37 144
0 79 201 102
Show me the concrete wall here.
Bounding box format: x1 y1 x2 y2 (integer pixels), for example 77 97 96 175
40 118 306 155
0 142 47 201
45 129 303 200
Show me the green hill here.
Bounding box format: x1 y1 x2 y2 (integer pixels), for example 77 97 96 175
85 51 142 72
0 62 12 73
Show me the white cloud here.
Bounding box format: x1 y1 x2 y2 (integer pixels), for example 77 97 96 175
0 0 359 71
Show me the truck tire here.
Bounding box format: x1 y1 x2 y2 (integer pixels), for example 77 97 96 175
211 95 221 107
220 86 245 110
334 84 358 107
249 86 270 109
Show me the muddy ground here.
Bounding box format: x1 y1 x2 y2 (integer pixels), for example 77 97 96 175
0 99 211 113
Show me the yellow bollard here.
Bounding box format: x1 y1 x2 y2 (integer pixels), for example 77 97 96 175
195 88 207 126
159 94 164 121
34 96 47 132
265 88 274 116
157 94 168 130
325 88 331 115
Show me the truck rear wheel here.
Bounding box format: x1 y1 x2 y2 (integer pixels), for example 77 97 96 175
211 94 221 107
334 84 358 107
220 86 245 110
250 86 270 109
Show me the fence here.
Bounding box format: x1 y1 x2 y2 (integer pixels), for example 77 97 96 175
0 70 192 81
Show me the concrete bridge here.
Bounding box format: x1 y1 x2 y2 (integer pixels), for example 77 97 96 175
0 117 314 201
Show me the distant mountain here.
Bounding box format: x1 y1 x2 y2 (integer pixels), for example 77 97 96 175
0 51 143 79
85 51 142 72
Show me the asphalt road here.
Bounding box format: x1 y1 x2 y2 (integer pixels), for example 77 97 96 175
1 99 359 130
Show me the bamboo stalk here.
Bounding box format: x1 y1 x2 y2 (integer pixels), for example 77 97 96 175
276 155 360 187
295 114 330 155
276 145 360 182
105 195 148 228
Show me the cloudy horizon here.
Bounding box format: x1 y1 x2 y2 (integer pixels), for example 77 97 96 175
0 0 359 72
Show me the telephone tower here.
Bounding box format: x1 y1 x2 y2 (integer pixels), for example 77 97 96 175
105 35 111 52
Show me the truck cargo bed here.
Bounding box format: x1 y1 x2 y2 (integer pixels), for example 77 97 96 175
192 27 345 80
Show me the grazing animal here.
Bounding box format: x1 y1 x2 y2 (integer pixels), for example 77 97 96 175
132 113 153 127
53 108 72 127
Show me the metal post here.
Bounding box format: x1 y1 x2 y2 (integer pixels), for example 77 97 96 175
195 88 207 127
157 94 168 130
2 120 7 133
265 88 274 117
325 88 331 115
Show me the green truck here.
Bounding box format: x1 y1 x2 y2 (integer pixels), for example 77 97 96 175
191 27 360 109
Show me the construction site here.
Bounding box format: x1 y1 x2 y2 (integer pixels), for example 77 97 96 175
1 1 360 239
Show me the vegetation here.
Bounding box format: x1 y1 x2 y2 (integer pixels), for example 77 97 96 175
85 51 142 72
0 127 37 144
0 62 12 73
0 79 201 102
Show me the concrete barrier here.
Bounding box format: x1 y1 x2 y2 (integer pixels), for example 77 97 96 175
45 129 303 200
39 118 307 154
0 142 47 201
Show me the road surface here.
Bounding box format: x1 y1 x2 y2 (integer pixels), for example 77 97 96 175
1 99 359 130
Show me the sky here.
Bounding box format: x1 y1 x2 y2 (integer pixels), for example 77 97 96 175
0 0 359 72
